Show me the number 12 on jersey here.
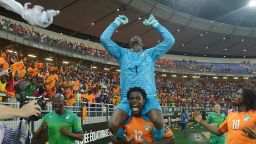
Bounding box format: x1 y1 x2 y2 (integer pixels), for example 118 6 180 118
134 130 143 140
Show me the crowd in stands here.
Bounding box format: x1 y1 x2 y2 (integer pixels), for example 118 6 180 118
0 17 255 75
0 48 248 110
0 49 121 106
156 77 245 109
0 16 254 110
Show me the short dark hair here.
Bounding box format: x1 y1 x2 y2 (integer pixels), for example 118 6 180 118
241 88 256 110
127 87 147 100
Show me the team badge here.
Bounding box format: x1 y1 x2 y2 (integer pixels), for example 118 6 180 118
244 115 251 121
145 124 151 131
66 114 70 120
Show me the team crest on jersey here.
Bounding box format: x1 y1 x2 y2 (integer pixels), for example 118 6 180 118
244 115 251 121
66 114 70 120
145 124 151 131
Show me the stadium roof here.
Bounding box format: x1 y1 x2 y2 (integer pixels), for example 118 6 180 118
1 0 256 58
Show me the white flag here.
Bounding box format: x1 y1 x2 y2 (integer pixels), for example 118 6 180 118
0 0 60 28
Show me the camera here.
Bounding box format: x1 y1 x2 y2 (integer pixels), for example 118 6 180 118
20 96 46 121
14 78 47 121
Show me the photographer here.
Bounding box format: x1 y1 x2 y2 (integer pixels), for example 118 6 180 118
0 63 40 140
0 100 41 144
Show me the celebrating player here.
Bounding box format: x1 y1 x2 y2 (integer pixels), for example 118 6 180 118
112 87 175 144
100 14 175 141
193 88 256 144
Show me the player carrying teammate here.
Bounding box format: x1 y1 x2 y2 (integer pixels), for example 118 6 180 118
100 14 175 141
112 87 175 144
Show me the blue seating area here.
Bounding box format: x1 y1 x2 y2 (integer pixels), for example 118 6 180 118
172 61 250 74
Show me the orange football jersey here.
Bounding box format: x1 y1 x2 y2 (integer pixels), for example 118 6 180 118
218 111 256 144
122 116 173 143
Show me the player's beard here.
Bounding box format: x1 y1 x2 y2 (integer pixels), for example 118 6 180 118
52 103 64 114
131 44 142 52
129 37 143 52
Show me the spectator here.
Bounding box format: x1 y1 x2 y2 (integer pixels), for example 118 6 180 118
180 110 190 137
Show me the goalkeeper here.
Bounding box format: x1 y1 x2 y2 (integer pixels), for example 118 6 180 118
100 14 175 141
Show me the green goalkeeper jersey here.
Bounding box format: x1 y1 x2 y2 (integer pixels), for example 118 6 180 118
207 112 226 127
207 112 226 144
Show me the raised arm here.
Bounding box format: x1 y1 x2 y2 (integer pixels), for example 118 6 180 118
193 112 223 136
144 15 175 60
100 15 128 59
